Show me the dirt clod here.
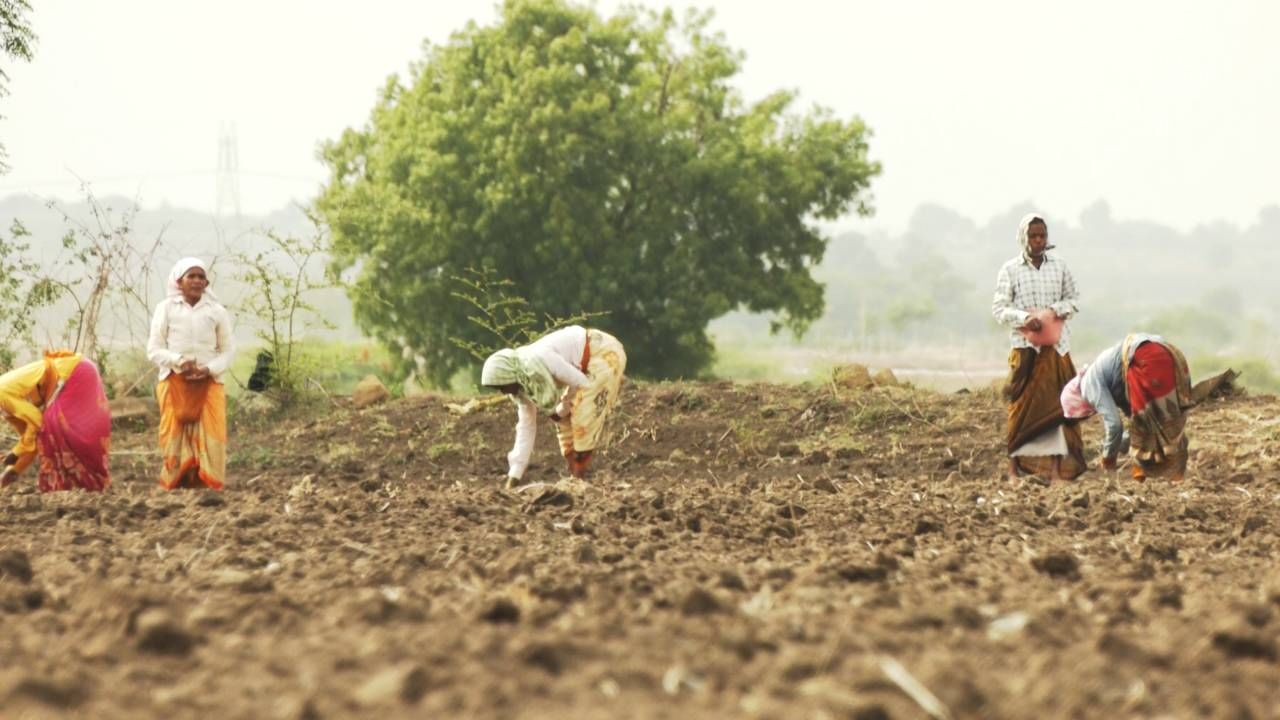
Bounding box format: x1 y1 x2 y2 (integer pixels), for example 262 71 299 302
680 587 724 616
0 548 33 583
134 608 196 656
1033 551 1081 580
479 598 521 624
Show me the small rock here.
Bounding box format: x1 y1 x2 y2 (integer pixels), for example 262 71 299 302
835 564 887 583
0 549 33 583
777 442 802 458
353 664 429 706
0 585 46 613
196 493 225 508
134 608 195 656
7 675 91 708
802 450 829 465
1212 628 1277 661
1033 551 1080 580
832 364 874 390
871 368 899 387
853 705 892 720
518 640 575 675
680 587 723 616
479 597 520 624
914 518 943 535
573 541 598 564
236 392 281 417
718 570 747 592
209 568 272 593
1143 582 1183 611
987 611 1030 641
951 604 985 629
1141 543 1179 563
811 477 839 494
188 604 232 629
352 375 391 409
273 696 322 720
776 503 807 520
524 488 574 513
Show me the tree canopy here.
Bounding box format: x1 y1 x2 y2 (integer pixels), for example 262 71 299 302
0 0 35 172
318 0 879 384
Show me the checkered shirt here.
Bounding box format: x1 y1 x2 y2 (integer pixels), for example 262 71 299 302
991 253 1080 354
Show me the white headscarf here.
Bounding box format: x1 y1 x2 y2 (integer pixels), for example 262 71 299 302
1016 212 1054 263
167 257 217 301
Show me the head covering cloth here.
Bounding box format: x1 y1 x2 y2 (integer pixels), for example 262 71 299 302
481 348 559 413
167 257 217 301
1016 213 1055 263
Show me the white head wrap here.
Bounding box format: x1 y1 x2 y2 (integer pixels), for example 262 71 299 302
167 257 217 301
1016 213 1053 262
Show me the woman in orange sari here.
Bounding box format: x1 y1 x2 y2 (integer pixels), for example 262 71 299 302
146 258 235 490
0 350 111 492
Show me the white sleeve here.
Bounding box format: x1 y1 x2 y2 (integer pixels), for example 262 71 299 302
992 265 1030 328
205 306 236 378
541 351 589 388
1049 265 1080 319
146 303 183 369
507 396 538 479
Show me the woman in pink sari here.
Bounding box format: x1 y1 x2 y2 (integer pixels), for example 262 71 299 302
0 350 111 492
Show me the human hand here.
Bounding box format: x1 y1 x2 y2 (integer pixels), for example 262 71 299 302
1024 317 1043 332
187 365 211 381
1101 455 1118 471
552 401 571 422
3 452 16 467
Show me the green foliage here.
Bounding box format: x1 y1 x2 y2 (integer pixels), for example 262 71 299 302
0 0 35 172
0 219 59 369
1145 304 1235 350
44 189 162 359
448 266 607 364
317 0 879 385
232 212 337 407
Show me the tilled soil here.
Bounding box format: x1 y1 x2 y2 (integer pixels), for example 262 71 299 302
2 380 1279 719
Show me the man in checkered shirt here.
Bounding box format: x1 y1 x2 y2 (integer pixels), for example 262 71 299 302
992 213 1087 482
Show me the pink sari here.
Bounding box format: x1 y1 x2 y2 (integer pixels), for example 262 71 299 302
36 360 111 492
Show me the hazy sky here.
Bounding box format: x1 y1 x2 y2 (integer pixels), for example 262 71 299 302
2 1 1277 232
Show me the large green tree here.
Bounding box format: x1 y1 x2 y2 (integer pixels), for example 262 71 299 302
318 0 879 384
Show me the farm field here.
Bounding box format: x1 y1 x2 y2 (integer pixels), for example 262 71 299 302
2 377 1278 719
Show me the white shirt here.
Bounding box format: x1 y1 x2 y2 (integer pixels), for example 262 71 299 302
507 326 591 479
991 253 1080 355
146 296 236 383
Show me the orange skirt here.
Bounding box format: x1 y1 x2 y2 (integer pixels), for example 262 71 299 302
156 374 227 490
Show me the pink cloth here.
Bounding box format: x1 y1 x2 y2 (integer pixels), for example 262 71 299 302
1019 308 1063 348
1060 372 1095 420
36 360 111 492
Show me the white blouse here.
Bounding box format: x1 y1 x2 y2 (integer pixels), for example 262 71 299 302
146 296 236 383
